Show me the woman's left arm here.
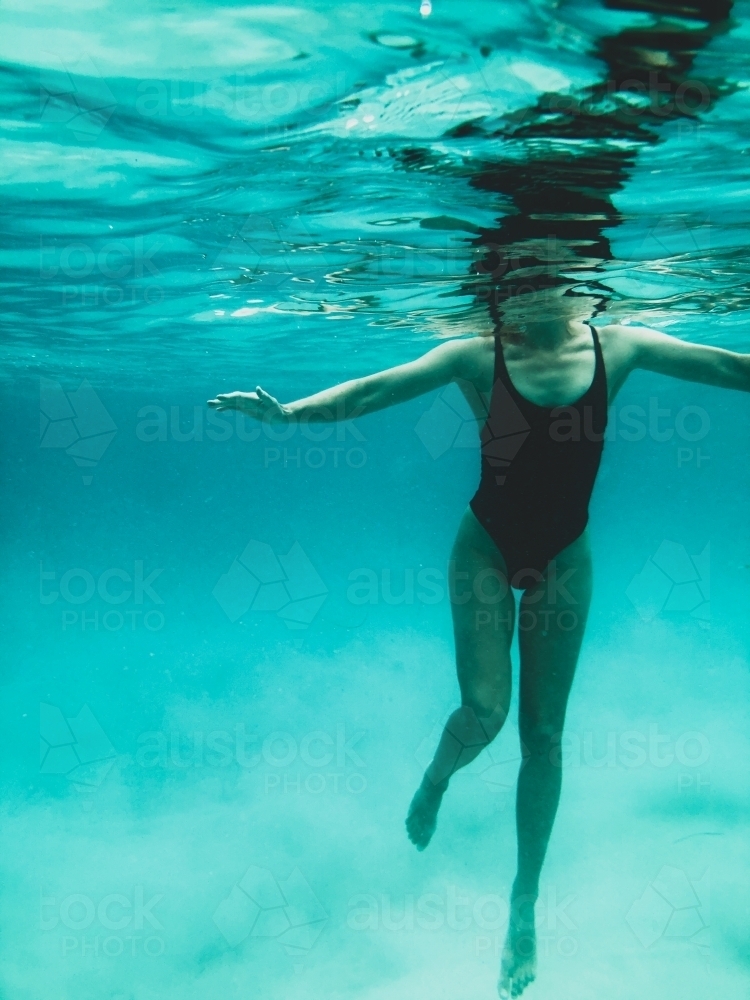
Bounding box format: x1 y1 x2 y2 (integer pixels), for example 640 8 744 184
626 325 750 391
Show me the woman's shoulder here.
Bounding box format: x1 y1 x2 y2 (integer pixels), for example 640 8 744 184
452 334 496 379
592 322 651 384
593 321 645 355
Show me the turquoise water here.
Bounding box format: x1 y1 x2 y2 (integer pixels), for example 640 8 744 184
2 0 750 997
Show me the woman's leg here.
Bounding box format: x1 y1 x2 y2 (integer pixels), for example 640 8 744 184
499 528 593 998
406 507 515 850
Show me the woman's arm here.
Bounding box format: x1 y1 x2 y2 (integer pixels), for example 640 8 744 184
208 338 472 422
627 325 750 391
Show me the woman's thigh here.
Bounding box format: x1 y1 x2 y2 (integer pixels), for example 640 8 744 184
450 507 515 713
517 528 593 736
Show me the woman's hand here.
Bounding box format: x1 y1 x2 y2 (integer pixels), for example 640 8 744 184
207 386 290 422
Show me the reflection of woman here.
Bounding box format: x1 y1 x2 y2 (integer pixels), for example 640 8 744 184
209 285 750 997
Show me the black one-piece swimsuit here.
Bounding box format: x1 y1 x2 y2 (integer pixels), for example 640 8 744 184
469 322 608 588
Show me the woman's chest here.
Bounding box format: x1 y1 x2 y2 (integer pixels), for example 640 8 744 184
502 344 597 408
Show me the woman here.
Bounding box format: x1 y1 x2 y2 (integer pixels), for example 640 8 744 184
208 285 750 997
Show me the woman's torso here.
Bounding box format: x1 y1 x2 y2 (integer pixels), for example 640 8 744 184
466 320 610 578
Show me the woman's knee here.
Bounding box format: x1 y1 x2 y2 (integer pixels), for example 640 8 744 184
519 717 564 758
460 687 508 740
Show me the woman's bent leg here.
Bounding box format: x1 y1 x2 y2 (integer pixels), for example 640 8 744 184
406 507 515 850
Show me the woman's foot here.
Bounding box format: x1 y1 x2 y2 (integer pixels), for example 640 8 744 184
405 774 448 850
498 894 537 998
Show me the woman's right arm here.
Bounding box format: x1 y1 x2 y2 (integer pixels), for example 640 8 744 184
208 338 473 423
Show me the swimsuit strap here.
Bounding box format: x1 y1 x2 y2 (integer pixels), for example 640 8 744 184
586 320 602 364
585 320 608 402
493 331 513 391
